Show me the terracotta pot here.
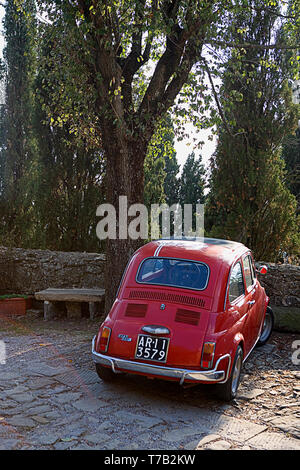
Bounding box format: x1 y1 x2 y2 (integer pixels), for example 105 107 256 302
0 297 28 316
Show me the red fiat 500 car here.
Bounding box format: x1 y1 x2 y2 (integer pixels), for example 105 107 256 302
92 238 274 401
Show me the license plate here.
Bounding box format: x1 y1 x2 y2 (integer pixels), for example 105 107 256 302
135 334 169 363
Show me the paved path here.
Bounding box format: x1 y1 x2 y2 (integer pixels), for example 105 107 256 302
0 314 299 450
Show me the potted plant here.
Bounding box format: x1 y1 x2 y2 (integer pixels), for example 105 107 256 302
0 295 31 316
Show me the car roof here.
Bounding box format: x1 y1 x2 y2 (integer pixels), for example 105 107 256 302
136 237 249 267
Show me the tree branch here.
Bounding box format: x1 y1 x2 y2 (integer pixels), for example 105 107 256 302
207 40 300 50
161 35 201 112
202 58 244 138
118 0 159 114
137 2 214 137
137 26 185 126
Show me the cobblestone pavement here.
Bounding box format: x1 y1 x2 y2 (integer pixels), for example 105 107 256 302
0 312 299 451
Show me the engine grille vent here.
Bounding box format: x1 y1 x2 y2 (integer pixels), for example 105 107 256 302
129 290 206 309
175 308 200 326
125 303 147 318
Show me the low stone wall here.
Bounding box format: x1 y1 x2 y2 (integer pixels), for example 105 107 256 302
257 263 300 307
257 262 300 333
0 246 105 296
0 246 299 332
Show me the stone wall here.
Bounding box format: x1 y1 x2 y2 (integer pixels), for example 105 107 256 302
0 246 105 296
0 246 299 332
257 263 300 307
257 262 300 333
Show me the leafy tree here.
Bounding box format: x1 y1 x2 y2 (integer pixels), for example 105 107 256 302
144 117 176 209
206 3 300 260
23 0 300 310
32 0 217 310
145 114 181 208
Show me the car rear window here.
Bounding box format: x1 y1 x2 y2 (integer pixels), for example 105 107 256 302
136 257 209 291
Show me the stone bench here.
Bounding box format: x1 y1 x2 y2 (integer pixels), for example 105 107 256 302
35 288 105 320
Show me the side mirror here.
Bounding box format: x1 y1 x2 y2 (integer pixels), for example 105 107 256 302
257 265 268 275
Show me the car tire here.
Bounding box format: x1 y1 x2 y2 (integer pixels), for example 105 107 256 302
256 306 274 347
95 363 118 382
215 345 243 402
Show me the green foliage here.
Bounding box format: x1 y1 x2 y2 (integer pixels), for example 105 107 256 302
179 152 206 207
0 0 37 246
164 150 180 207
0 0 106 252
207 145 300 260
0 294 28 300
144 117 176 209
32 0 224 150
29 118 106 252
1 0 300 267
206 3 300 261
30 29 106 252
281 126 300 212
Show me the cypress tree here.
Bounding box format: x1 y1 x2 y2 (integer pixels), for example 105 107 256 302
281 126 300 214
179 152 206 207
206 4 300 261
0 0 37 246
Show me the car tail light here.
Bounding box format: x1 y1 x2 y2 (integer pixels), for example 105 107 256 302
99 327 111 352
201 342 215 369
258 265 268 275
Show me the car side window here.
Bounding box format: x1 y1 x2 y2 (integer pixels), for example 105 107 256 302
249 255 256 280
242 255 254 290
228 262 245 303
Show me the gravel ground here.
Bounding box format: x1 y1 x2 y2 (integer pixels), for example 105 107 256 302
0 310 299 450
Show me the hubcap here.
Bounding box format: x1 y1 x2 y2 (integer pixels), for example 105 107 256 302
231 352 242 394
260 312 272 343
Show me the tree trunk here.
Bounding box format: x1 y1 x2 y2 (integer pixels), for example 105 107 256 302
102 130 147 314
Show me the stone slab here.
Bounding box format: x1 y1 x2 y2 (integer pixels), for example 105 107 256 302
267 415 300 438
238 388 265 400
203 439 232 450
83 432 111 445
35 288 105 303
246 431 300 450
10 392 35 404
26 362 71 377
7 416 36 428
72 397 108 412
0 439 20 450
161 409 267 445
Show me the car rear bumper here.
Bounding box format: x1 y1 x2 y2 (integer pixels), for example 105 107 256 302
92 336 231 385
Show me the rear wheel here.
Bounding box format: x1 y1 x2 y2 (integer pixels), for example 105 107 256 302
95 363 118 382
215 345 243 401
257 306 274 347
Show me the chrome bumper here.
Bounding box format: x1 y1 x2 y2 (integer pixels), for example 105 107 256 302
92 336 231 385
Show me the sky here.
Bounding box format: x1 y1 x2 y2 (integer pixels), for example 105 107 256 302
174 126 216 171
